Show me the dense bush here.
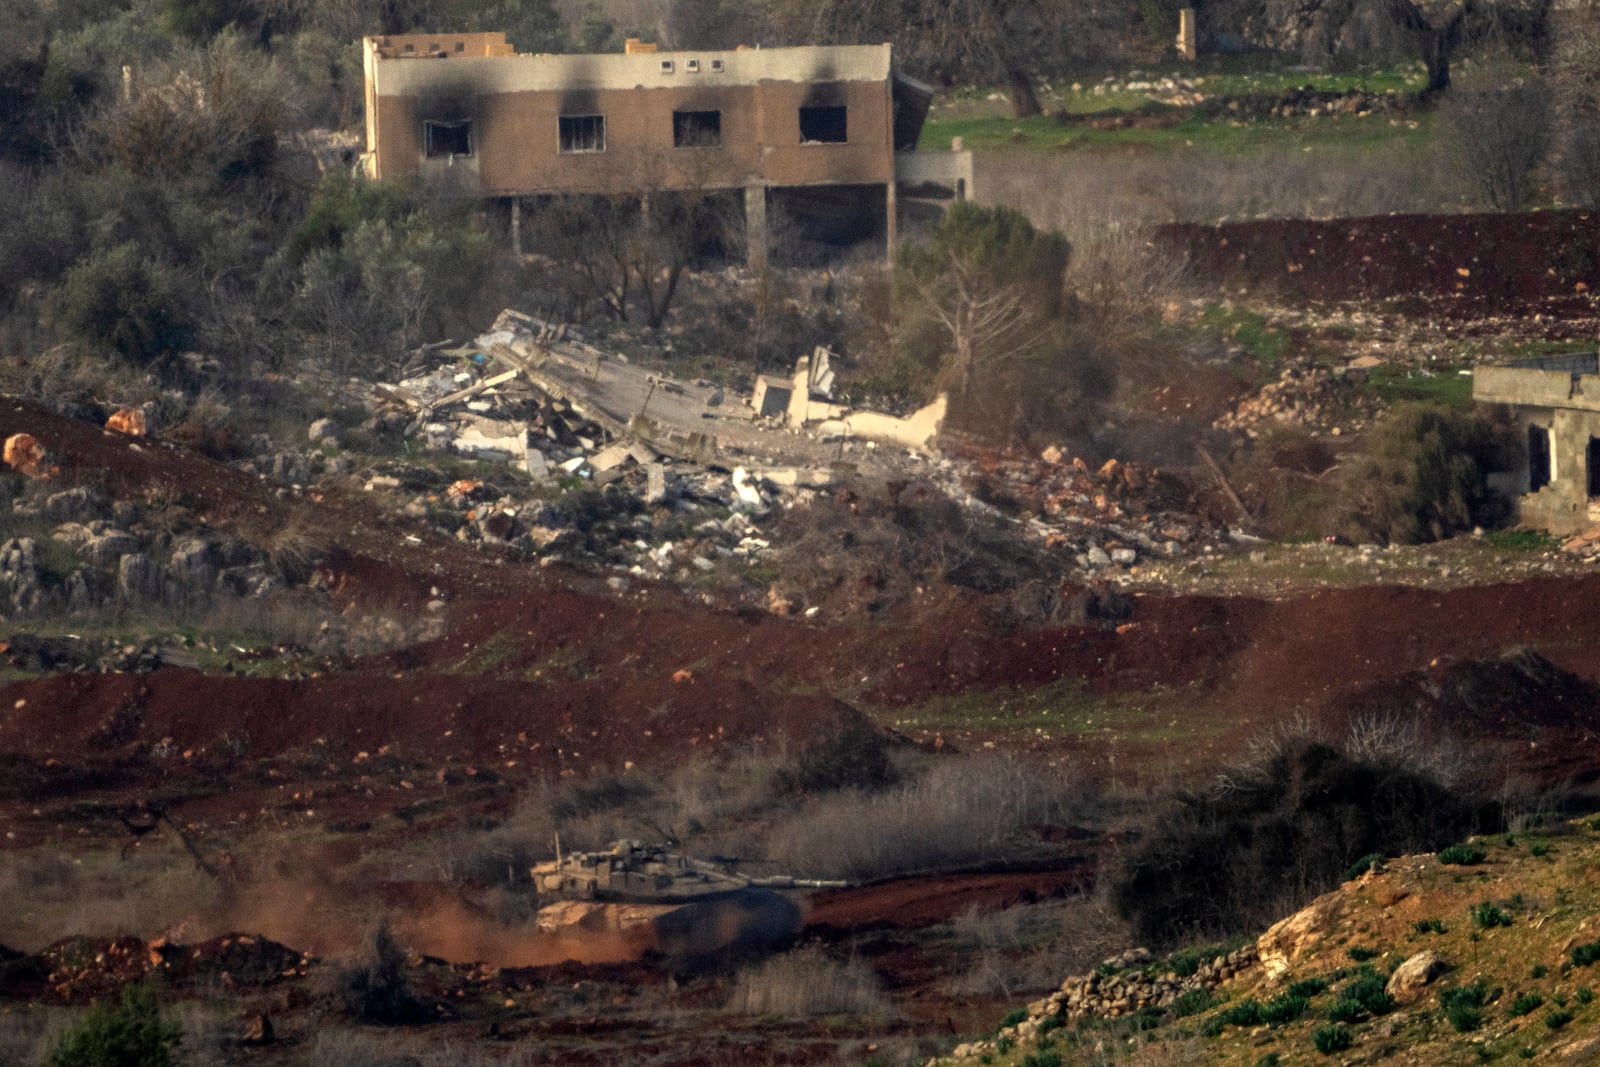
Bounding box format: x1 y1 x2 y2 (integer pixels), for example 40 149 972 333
49 243 192 365
1110 728 1479 947
46 982 181 1067
1339 403 1517 545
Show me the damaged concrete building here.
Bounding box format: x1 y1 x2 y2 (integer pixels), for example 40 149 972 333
1475 352 1600 534
360 33 972 263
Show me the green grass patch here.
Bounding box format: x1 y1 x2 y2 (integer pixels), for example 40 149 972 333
1313 1023 1352 1054
1472 901 1514 929
1569 940 1600 967
1441 981 1488 1032
1364 364 1474 408
1196 305 1292 366
875 678 1209 746
1345 945 1379 962
1483 529 1561 552
1509 992 1544 1017
1438 843 1487 866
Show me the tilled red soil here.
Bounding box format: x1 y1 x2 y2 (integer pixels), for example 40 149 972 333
1158 208 1600 323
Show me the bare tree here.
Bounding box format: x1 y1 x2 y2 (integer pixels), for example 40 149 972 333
767 0 1049 117
1548 0 1600 205
1243 0 1551 96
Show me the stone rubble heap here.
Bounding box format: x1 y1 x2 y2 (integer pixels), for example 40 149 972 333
1212 363 1379 437
940 943 1260 1063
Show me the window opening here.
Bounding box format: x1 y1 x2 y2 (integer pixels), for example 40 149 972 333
1529 424 1551 492
799 105 847 143
455 41 465 52
1588 436 1600 497
559 114 606 153
686 59 701 72
710 59 724 72
660 59 675 73
673 109 721 147
425 120 472 157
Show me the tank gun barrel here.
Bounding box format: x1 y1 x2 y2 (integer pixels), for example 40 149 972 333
747 876 850 889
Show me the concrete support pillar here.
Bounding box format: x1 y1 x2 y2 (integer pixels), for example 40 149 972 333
510 197 522 257
745 184 768 271
885 181 898 268
1177 8 1197 60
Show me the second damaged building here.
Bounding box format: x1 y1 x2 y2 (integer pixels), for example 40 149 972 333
360 33 972 261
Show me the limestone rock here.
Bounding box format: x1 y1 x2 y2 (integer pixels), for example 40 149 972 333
1257 887 1346 984
1386 951 1448 1000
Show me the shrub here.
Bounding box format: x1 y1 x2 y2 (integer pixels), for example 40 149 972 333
1509 992 1544 1017
1578 987 1594 1005
1217 999 1262 1027
999 1008 1028 1029
1570 940 1600 967
1472 901 1513 929
1287 977 1329 999
1111 734 1476 947
1339 403 1516 545
1346 852 1384 880
1260 993 1309 1026
327 925 430 1025
45 982 181 1067
1346 946 1379 962
1326 998 1366 1023
1441 981 1488 1033
1170 988 1214 1017
1414 919 1447 935
1437 843 1487 866
1313 1023 1351 1054
1547 1009 1575 1030
1341 966 1395 1018
50 243 192 365
1021 1051 1063 1067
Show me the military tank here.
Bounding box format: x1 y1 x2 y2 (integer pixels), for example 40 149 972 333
529 839 847 904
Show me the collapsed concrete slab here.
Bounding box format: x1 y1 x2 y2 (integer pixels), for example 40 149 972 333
815 394 947 456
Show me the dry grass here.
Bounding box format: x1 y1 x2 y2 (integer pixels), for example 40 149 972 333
726 945 893 1018
0 848 225 951
763 754 1094 881
0 1006 73 1067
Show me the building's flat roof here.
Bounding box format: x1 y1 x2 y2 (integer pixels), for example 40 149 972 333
367 42 894 96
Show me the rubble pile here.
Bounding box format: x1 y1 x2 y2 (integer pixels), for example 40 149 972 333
9 933 313 1002
1212 363 1379 437
960 447 1224 572
940 943 1260 1064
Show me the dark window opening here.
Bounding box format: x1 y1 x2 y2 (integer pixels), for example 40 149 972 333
560 114 605 153
674 109 721 147
799 105 847 143
1588 436 1600 497
425 120 472 157
455 41 465 52
1529 425 1551 492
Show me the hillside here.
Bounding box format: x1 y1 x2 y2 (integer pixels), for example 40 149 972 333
947 822 1600 1065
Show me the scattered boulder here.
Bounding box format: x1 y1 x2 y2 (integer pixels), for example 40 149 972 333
1385 950 1449 1001
308 418 342 445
